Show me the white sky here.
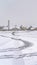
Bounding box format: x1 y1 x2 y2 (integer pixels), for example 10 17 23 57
0 0 37 27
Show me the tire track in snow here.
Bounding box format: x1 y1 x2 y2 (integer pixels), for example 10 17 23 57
0 32 33 59
0 35 32 52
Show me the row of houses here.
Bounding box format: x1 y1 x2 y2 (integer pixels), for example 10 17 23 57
0 20 37 31
0 25 37 31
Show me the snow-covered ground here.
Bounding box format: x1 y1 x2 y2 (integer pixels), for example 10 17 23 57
0 31 37 65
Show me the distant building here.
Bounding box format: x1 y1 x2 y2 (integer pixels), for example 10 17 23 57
0 26 4 31
27 26 32 30
31 27 37 31
20 25 27 30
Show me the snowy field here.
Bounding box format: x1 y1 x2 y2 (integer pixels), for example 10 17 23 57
0 31 37 65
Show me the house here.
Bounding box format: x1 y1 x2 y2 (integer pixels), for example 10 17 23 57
0 26 4 31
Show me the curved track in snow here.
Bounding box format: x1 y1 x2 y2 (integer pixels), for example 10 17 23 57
0 34 32 52
0 31 37 59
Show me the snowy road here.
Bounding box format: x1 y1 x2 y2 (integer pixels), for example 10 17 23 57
0 31 37 65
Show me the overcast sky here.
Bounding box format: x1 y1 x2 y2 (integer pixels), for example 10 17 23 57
0 0 37 26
